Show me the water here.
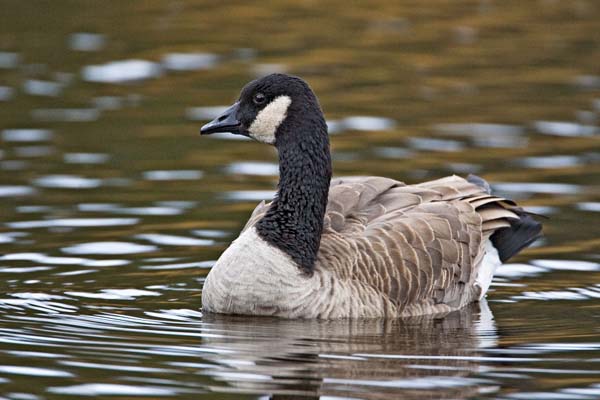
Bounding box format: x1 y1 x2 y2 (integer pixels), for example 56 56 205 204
0 1 599 398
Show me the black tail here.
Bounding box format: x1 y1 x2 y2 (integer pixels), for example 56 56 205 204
491 209 543 262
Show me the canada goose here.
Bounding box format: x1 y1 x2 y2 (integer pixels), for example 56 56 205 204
200 73 542 319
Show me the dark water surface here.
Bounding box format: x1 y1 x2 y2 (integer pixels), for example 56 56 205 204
1 1 599 399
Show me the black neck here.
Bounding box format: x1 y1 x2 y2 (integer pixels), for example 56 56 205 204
255 112 331 274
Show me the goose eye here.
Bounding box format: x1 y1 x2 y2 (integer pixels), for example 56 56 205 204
253 93 266 105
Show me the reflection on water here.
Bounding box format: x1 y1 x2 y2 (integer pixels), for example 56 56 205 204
199 302 498 399
0 0 599 399
0 295 598 399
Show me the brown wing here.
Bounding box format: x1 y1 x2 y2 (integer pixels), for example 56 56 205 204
317 175 519 315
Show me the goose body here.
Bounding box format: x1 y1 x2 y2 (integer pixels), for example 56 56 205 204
200 74 541 319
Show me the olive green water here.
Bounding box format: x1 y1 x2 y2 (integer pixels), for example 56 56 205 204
0 1 599 399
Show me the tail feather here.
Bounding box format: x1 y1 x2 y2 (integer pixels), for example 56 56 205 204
490 209 543 262
468 174 543 262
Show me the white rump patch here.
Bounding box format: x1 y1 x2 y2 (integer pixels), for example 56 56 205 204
248 95 292 144
476 240 502 299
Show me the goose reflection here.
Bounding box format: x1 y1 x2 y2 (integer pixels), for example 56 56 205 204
199 300 498 399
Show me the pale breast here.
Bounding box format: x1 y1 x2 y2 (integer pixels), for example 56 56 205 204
202 227 397 318
202 227 301 315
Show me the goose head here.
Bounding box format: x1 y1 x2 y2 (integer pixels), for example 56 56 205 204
200 73 327 147
200 74 332 274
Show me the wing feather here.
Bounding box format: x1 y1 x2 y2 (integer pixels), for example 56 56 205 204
316 175 521 315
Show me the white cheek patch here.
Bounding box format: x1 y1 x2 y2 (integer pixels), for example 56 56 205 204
248 95 292 144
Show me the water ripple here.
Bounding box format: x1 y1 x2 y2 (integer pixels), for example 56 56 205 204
0 266 54 274
533 121 598 137
2 129 53 142
226 161 279 176
0 185 36 197
31 108 100 122
134 234 215 247
517 155 582 169
6 218 138 229
142 170 203 181
78 203 182 216
531 259 599 272
61 242 157 255
408 137 465 152
0 232 26 244
63 153 109 164
33 175 102 189
491 182 583 195
69 32 105 52
140 260 213 270
15 145 54 157
0 85 13 101
577 202 600 212
495 263 549 279
82 60 162 83
514 285 600 301
191 229 230 239
0 252 129 267
162 52 218 71
23 79 63 97
65 289 161 300
434 123 525 137
0 51 19 68
48 383 177 396
342 116 396 131
0 365 73 378
323 376 490 389
223 190 275 201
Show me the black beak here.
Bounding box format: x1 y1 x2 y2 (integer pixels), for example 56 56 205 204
200 102 245 136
